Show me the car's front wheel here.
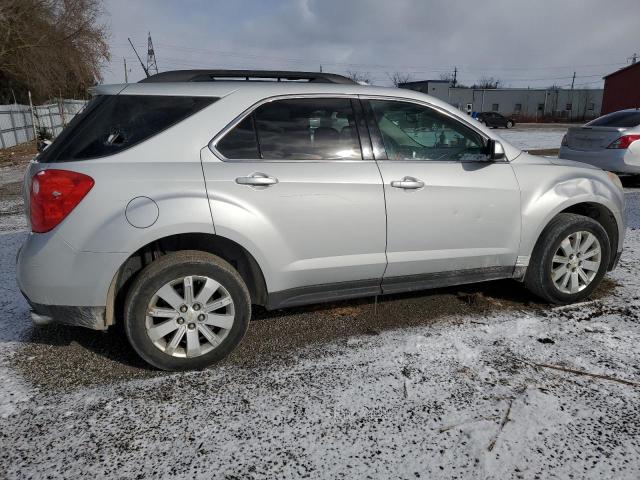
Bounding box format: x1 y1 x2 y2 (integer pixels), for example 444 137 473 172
524 213 610 304
506 120 514 128
124 251 251 370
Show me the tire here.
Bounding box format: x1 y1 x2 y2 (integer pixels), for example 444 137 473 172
124 250 251 371
506 120 514 129
524 213 610 304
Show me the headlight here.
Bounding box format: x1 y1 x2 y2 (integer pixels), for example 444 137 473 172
607 171 623 190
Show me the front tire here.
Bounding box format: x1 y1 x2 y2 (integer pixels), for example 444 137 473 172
506 120 514 128
524 213 610 304
124 251 251 371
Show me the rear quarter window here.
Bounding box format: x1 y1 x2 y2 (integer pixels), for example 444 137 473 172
39 95 217 163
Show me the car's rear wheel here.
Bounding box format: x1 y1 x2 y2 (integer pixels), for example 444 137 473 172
524 213 610 304
124 250 251 371
506 120 514 128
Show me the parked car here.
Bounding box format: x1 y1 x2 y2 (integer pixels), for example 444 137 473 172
559 109 640 176
477 111 515 128
17 70 625 370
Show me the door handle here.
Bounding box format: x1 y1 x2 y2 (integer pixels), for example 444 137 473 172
390 176 424 189
235 172 279 186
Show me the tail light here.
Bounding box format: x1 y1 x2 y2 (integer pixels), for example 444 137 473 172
561 134 568 147
30 169 94 233
607 134 640 149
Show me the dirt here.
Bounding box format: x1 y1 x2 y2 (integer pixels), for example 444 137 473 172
0 142 37 167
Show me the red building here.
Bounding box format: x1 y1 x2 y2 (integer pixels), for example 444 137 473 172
602 62 640 114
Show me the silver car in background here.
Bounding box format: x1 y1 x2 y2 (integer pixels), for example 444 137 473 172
16 70 626 371
560 109 640 176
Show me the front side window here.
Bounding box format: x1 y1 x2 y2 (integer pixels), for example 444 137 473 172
217 97 362 160
39 95 217 163
368 100 486 162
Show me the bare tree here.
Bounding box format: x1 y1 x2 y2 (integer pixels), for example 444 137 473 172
0 0 110 103
387 72 411 87
472 76 502 89
345 71 371 85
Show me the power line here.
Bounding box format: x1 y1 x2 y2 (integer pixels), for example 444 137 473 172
111 41 627 73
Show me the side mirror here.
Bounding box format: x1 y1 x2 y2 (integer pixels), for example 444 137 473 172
487 139 506 161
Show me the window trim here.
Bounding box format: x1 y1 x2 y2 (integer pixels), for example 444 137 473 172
358 95 496 164
209 94 371 163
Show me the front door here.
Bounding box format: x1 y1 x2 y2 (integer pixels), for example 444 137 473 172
362 98 521 293
201 96 387 306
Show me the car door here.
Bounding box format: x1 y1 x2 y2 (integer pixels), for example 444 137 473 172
201 96 387 306
362 98 521 293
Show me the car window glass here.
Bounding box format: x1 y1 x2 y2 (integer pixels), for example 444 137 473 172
216 116 259 159
369 100 486 161
586 111 640 128
253 98 362 160
39 95 217 162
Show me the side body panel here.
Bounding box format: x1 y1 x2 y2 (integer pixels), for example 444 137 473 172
511 154 626 258
377 161 522 281
200 148 387 294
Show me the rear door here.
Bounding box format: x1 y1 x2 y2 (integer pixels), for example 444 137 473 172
201 96 387 305
362 98 521 293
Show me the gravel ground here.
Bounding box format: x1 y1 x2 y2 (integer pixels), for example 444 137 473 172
1 144 639 479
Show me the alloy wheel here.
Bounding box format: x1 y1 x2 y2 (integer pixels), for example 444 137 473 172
145 275 235 358
551 231 601 294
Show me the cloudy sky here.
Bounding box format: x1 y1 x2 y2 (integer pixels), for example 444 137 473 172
100 0 640 88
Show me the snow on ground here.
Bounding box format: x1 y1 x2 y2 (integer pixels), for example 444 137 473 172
0 161 639 479
497 125 568 151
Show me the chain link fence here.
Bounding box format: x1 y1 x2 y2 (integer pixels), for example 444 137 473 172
0 100 88 149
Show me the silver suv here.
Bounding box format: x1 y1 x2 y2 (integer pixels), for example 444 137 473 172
17 70 626 370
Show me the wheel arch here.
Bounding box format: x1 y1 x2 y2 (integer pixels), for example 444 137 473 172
106 232 268 326
528 201 619 272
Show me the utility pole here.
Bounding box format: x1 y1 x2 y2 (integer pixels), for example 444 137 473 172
453 66 457 87
570 71 576 90
146 32 159 76
319 65 323 73
128 37 149 78
123 58 128 83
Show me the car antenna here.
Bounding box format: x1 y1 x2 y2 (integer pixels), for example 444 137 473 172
128 37 150 78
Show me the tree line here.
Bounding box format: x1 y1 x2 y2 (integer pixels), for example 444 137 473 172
0 0 109 104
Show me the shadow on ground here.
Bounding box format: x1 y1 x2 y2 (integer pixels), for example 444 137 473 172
13 275 618 392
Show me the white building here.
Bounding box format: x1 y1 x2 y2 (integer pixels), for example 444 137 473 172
399 80 603 121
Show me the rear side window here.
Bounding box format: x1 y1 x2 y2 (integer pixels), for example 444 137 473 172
587 111 640 128
216 97 362 160
39 95 217 162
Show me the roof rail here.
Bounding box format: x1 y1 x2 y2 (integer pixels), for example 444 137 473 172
139 69 356 84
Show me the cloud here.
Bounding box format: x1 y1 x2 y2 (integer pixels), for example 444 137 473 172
101 0 640 87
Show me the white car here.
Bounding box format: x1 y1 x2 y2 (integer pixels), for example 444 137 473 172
17 69 626 370
560 109 640 176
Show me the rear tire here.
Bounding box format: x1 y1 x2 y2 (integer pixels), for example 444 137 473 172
124 250 251 371
524 213 610 304
506 120 514 128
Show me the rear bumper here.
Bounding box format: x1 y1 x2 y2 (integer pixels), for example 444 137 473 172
24 296 107 330
559 147 640 174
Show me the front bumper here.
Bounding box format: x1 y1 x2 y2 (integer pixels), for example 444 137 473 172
559 147 640 174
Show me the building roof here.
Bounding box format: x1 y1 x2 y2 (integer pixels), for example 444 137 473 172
603 62 640 79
